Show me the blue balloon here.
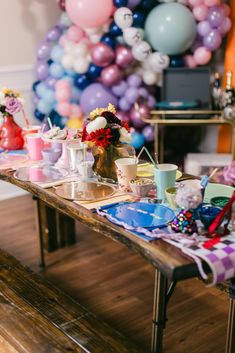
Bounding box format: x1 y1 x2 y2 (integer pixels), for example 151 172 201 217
43 89 56 105
49 62 65 79
32 80 40 93
170 55 184 67
35 82 48 97
133 11 146 28
34 109 45 121
140 0 155 11
87 64 102 79
109 21 122 37
74 74 91 90
131 132 145 149
71 87 81 102
113 0 128 7
101 34 116 49
37 99 53 115
50 45 64 62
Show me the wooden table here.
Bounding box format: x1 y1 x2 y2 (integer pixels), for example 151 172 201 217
0 169 235 353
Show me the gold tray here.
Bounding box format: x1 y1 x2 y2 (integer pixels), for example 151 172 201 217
55 181 116 201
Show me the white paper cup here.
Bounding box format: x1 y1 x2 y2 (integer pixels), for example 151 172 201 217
115 157 137 192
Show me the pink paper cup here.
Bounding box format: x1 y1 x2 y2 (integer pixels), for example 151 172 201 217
26 133 44 160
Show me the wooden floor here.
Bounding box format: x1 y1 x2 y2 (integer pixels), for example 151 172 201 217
0 194 229 353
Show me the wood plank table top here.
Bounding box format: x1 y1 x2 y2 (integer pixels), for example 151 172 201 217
0 169 203 282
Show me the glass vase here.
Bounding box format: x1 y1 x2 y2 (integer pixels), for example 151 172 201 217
0 114 24 150
93 144 135 181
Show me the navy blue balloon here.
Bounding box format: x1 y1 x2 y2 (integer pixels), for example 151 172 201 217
50 110 64 128
170 56 184 68
32 80 40 93
47 59 53 65
113 0 128 7
87 64 102 79
101 34 116 49
140 0 155 11
133 11 146 28
109 21 122 37
34 109 45 121
74 74 91 90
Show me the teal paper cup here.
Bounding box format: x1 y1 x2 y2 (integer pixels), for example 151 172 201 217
154 164 178 200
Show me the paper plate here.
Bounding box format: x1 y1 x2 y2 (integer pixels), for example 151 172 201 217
106 202 175 229
204 183 234 203
137 163 182 180
55 181 116 201
0 153 28 166
14 165 68 183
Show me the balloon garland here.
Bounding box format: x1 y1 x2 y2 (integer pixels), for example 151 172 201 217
32 0 231 149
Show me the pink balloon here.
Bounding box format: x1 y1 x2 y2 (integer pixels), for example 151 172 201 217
116 110 130 122
115 45 134 69
221 3 231 16
57 102 72 116
193 5 209 21
91 43 115 67
204 0 220 7
67 25 85 42
101 65 122 87
66 0 113 28
70 104 83 117
218 17 232 36
59 35 68 46
55 79 70 90
188 0 203 7
193 46 212 65
55 87 71 102
130 104 149 128
184 55 197 68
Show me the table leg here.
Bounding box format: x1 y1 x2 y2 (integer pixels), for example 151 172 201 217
225 279 235 353
34 197 46 269
151 269 168 353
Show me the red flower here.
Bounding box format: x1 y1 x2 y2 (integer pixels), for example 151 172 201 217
121 121 130 132
88 128 113 148
82 126 88 142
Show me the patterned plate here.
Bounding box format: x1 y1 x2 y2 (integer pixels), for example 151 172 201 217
106 202 175 229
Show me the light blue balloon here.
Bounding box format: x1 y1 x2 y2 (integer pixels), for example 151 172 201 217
58 12 72 28
43 89 56 105
50 45 64 62
35 82 48 97
145 3 197 55
37 99 53 115
131 132 145 149
49 63 65 79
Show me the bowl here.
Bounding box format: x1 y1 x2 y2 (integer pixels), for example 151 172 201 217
42 148 61 165
198 204 221 230
165 187 178 209
129 178 154 197
210 196 230 208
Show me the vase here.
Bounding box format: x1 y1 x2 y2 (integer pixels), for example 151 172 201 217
93 144 135 181
0 115 24 150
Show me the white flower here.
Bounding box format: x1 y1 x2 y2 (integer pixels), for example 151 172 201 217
86 116 107 134
0 92 5 105
18 97 25 106
119 127 131 144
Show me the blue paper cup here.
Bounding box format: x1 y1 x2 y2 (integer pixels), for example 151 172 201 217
154 164 178 200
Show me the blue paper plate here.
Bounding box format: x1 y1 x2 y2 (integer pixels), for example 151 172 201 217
105 202 175 229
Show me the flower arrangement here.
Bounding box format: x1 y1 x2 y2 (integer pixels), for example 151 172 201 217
82 103 131 148
0 88 24 116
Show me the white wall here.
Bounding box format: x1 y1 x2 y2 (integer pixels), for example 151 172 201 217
0 0 61 199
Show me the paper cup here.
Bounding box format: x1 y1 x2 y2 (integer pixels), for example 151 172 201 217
115 157 137 192
154 164 178 200
26 133 44 160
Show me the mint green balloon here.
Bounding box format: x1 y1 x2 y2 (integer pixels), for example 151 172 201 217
145 3 197 55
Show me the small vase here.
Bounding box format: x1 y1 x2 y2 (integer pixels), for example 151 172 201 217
0 115 24 150
93 144 135 181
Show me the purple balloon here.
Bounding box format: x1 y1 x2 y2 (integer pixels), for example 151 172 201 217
118 97 132 112
80 83 117 115
101 64 122 87
45 76 57 88
127 74 142 88
142 125 154 142
91 43 115 67
115 45 134 69
191 38 203 53
138 87 149 99
112 80 128 97
203 29 222 51
208 6 225 28
47 26 61 41
36 62 49 80
218 17 232 36
130 104 149 128
37 42 52 61
116 110 130 122
197 21 211 37
125 87 139 104
128 0 142 9
147 95 156 109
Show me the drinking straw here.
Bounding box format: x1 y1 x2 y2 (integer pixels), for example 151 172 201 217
47 116 53 130
137 146 158 169
22 109 30 128
200 168 218 188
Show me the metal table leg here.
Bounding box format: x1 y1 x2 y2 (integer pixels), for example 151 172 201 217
225 279 235 353
151 269 168 353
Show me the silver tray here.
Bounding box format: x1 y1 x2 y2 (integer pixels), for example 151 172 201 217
55 181 116 201
14 165 68 183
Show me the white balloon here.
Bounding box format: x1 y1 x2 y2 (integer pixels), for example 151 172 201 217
132 41 152 62
61 55 74 70
148 52 170 73
72 43 88 57
73 59 89 74
114 7 133 30
123 27 144 47
142 70 158 85
86 116 107 134
64 41 74 53
156 73 163 87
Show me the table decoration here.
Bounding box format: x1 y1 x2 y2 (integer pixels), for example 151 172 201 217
129 178 154 197
82 103 135 181
14 165 68 183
